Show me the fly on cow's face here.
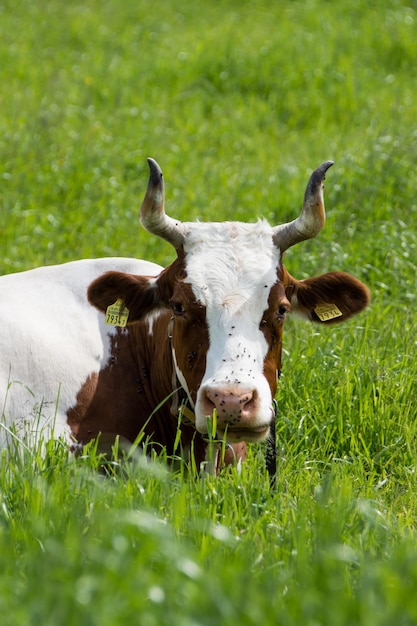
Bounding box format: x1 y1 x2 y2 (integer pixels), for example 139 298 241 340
187 351 197 367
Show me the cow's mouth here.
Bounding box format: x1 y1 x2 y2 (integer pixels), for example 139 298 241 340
219 425 270 443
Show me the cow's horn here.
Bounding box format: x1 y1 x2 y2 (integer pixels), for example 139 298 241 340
272 161 334 252
140 158 186 249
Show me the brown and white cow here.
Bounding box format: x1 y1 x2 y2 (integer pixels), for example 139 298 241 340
0 158 369 470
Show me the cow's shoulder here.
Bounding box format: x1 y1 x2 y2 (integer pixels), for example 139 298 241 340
0 258 164 447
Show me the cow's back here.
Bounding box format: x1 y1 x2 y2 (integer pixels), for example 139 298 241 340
0 257 162 448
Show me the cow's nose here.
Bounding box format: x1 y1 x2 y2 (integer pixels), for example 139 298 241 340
205 387 255 420
197 383 271 442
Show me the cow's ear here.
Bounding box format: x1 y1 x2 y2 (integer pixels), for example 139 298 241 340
286 271 370 324
88 271 165 323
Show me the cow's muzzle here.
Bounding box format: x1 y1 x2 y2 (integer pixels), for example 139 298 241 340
197 383 272 442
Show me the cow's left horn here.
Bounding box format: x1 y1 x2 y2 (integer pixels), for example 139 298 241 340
140 158 186 249
272 160 334 252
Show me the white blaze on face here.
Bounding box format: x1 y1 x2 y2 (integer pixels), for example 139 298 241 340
181 220 281 438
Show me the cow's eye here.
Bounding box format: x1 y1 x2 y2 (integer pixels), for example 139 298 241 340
170 300 185 315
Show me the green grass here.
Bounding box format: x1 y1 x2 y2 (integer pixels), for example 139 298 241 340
1 0 417 623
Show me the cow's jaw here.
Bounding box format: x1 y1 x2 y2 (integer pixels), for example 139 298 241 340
179 220 281 443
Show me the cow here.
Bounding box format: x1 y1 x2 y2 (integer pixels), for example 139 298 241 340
0 158 369 472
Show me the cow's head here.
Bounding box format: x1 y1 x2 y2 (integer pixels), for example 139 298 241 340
88 159 369 443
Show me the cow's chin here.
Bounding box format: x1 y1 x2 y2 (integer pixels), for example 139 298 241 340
219 425 270 443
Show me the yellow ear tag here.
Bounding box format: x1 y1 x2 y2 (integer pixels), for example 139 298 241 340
314 303 343 322
105 299 130 327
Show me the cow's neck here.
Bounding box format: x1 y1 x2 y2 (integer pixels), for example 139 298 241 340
68 312 174 444
134 311 209 461
130 311 178 420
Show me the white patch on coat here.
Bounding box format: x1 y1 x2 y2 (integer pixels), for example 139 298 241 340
172 348 195 409
179 220 281 434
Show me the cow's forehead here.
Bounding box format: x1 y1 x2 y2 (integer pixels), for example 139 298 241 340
181 220 281 310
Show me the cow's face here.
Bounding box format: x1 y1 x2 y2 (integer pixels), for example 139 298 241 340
88 158 370 444
168 221 289 441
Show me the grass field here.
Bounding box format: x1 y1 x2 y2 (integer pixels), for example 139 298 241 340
1 0 417 623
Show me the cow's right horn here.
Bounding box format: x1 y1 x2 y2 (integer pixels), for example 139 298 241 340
140 158 186 249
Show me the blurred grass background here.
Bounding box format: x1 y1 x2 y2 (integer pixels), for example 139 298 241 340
1 0 417 624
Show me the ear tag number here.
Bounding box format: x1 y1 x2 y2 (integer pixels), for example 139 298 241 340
314 303 343 322
105 299 130 327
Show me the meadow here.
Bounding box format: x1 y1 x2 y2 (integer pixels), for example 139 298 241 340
1 0 417 623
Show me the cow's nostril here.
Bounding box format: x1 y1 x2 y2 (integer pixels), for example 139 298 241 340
242 391 256 412
205 395 216 409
